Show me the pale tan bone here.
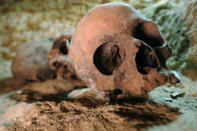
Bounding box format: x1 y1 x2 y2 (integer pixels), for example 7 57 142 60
69 2 179 100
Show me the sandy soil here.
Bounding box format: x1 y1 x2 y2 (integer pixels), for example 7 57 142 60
0 75 196 131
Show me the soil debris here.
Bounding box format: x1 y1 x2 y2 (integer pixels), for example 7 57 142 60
170 92 185 99
6 78 180 131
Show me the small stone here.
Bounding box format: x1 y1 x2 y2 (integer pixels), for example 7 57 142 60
164 98 173 102
163 88 173 93
174 83 184 89
191 93 197 97
170 92 185 99
16 90 22 94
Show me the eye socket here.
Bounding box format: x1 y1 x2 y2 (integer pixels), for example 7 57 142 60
93 42 122 75
59 42 68 55
135 43 159 74
52 61 62 69
52 39 69 55
133 22 164 47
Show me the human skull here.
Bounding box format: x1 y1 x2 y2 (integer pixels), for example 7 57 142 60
69 3 179 100
12 39 56 84
48 34 78 80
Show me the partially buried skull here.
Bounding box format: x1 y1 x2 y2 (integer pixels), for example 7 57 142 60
12 39 56 84
69 2 179 100
12 35 79 85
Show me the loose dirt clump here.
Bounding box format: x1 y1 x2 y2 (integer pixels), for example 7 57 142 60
8 79 180 131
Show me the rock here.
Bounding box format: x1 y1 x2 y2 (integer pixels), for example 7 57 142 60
164 97 173 102
170 92 185 99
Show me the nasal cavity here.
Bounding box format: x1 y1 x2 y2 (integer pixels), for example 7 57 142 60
93 42 122 75
135 44 158 74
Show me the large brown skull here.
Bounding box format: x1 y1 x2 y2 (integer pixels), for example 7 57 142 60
69 3 179 100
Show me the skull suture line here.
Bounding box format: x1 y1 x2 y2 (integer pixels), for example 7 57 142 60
69 2 179 100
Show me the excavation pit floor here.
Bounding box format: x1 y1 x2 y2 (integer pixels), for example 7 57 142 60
0 75 196 131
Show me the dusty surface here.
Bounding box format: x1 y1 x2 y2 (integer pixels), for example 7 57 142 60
0 75 196 131
0 78 178 131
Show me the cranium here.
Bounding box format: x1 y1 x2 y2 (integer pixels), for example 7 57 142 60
12 39 56 84
48 34 78 80
70 3 179 100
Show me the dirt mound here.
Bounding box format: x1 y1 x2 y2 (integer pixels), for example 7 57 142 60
7 79 180 131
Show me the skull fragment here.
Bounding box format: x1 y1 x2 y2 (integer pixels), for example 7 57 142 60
12 39 56 84
48 34 78 80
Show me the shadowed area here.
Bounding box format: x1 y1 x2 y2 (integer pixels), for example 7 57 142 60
0 77 24 94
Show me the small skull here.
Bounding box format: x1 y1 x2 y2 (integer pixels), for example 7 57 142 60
12 39 56 84
69 2 179 100
48 34 77 80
